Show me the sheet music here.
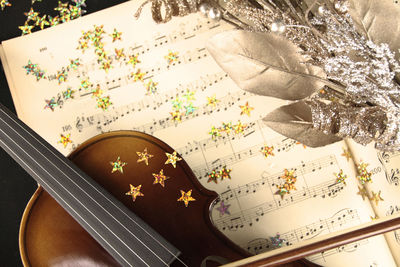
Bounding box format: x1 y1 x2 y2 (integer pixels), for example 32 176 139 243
346 141 400 265
0 1 397 266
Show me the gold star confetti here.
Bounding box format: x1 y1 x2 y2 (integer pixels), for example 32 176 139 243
110 156 127 173
63 88 75 100
24 7 39 22
35 15 49 29
341 148 352 161
219 166 232 180
0 0 11 10
177 189 195 207
69 58 80 70
152 169 169 187
207 169 219 184
261 145 274 158
209 126 221 139
136 148 154 166
19 23 34 35
101 60 112 72
357 162 372 184
49 15 61 26
56 69 68 84
44 98 57 111
233 121 248 134
145 80 158 95
275 185 289 199
132 69 145 82
77 40 88 52
58 133 72 148
97 96 112 110
127 54 140 67
165 151 182 168
91 85 103 98
239 101 254 116
207 95 219 108
357 185 368 201
115 48 125 60
80 79 91 90
165 51 179 64
170 110 182 122
334 169 347 185
125 184 144 202
110 28 122 42
370 190 384 206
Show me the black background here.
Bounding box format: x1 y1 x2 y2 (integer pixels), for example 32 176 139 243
0 1 128 265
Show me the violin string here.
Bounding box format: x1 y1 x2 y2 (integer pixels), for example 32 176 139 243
0 110 187 267
0 136 142 267
0 108 189 267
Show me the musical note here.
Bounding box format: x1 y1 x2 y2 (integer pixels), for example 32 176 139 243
213 179 346 231
244 209 361 255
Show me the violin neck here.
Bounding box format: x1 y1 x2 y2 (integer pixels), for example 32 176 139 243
0 103 180 267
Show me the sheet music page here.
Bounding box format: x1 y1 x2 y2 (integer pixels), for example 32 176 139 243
346 141 400 265
0 1 396 266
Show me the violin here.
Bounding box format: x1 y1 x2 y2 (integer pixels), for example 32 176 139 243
0 103 317 266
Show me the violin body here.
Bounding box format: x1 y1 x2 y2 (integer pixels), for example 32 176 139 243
18 131 317 266
19 131 248 266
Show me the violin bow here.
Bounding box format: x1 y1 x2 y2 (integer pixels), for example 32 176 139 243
225 214 400 266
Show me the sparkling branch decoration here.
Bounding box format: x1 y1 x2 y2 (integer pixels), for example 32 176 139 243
138 0 400 152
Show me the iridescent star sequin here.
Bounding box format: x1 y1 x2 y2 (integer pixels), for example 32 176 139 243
126 184 144 202
165 151 182 168
152 169 169 187
136 148 154 166
177 189 195 207
58 133 72 148
110 156 127 173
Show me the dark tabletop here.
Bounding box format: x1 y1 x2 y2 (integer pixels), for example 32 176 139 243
0 1 128 265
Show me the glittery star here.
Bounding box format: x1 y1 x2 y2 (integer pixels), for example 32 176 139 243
221 122 233 135
165 151 182 168
44 98 57 111
34 69 46 81
19 24 34 35
69 58 80 70
207 169 219 184
209 126 221 140
132 69 145 82
219 166 232 180
357 162 372 184
152 169 169 187
334 169 347 185
77 40 88 52
97 96 112 110
58 133 72 148
63 88 75 100
216 200 231 216
356 185 368 201
54 1 69 16
165 51 179 64
101 60 112 72
96 49 108 61
125 184 144 202
183 89 195 102
177 189 195 207
24 8 39 22
0 0 11 10
35 15 49 30
56 69 68 84
184 103 197 115
275 185 289 199
110 156 127 173
115 48 125 60
93 25 105 36
261 145 274 158
172 97 183 110
69 5 85 20
170 110 182 122
370 190 384 206
270 234 285 248
110 28 122 42
233 121 248 134
341 148 352 161
145 80 158 95
23 60 37 74
127 54 140 67
239 101 254 116
48 15 61 27
207 95 219 107
136 148 154 166
91 85 103 98
281 169 296 185
80 79 91 90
